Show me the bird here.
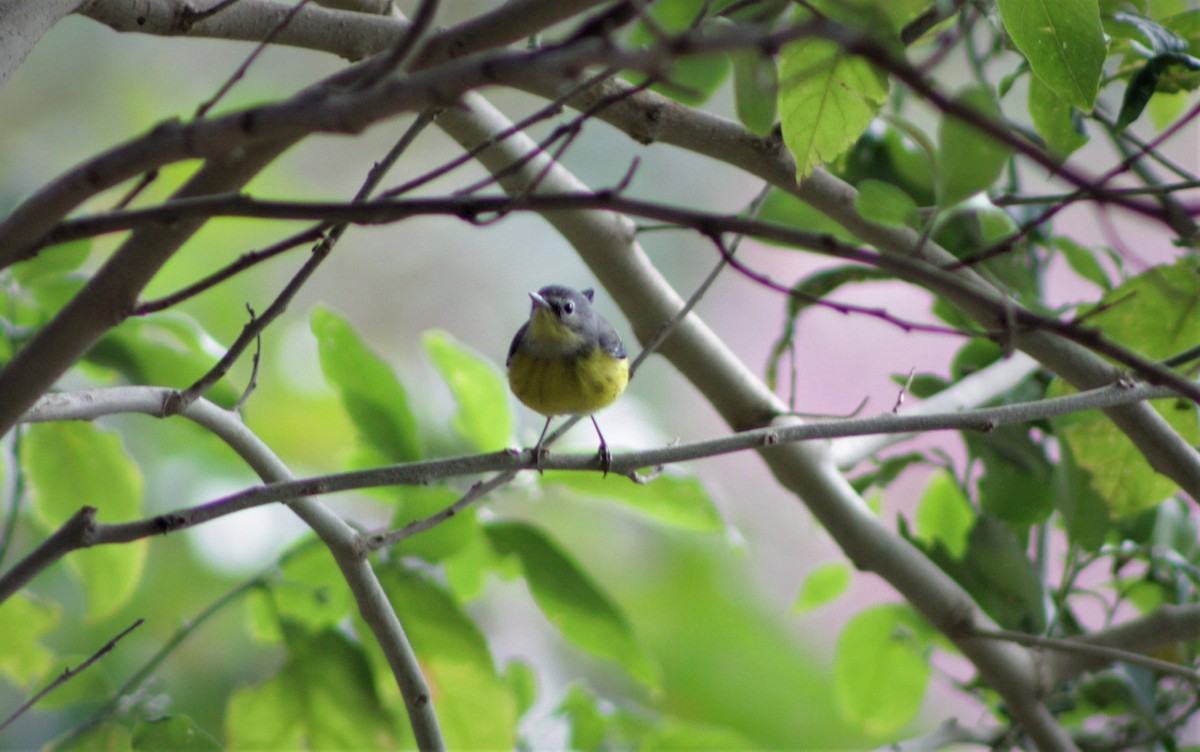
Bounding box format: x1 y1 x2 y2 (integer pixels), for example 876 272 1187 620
506 285 629 475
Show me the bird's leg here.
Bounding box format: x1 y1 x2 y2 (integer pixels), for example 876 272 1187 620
531 416 553 473
591 416 612 477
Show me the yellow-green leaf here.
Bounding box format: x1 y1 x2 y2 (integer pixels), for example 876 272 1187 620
24 422 146 620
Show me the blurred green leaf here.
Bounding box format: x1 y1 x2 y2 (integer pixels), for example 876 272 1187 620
850 451 928 493
1053 236 1112 290
225 625 394 749
47 720 132 752
951 338 1003 380
0 591 59 687
443 532 509 603
915 471 973 558
1054 440 1112 551
11 239 91 287
1153 497 1197 559
133 716 221 751
854 178 918 228
961 516 1047 632
86 312 240 407
24 422 145 620
731 49 778 136
793 562 852 612
559 684 610 751
1052 262 1200 516
503 659 538 719
833 604 932 735
965 426 1054 527
757 188 859 245
998 0 1104 109
842 121 937 206
546 472 724 532
246 542 353 642
1028 75 1088 159
311 305 421 462
937 86 1012 206
627 0 730 105
377 565 517 750
391 484 479 562
423 329 512 452
778 35 889 179
485 521 657 686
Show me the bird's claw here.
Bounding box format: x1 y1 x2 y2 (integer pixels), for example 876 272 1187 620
597 442 613 478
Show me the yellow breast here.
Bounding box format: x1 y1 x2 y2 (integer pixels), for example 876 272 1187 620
509 347 629 417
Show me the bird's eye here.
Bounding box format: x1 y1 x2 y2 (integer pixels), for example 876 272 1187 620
562 301 575 315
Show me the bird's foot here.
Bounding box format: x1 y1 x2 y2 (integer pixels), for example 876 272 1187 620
597 441 613 478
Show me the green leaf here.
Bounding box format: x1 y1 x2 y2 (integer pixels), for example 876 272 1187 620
1053 236 1112 290
936 86 1013 206
311 305 421 462
778 36 890 179
443 532 507 603
86 312 240 407
377 566 517 750
1053 262 1200 516
134 716 221 751
47 720 132 752
225 626 394 749
756 188 860 245
850 451 928 493
854 178 918 227
914 471 973 558
1054 440 1112 551
503 659 538 719
627 0 730 105
960 516 1047 632
732 49 778 136
485 521 657 686
422 329 512 452
245 542 354 642
24 422 145 620
0 591 59 687
965 426 1054 527
545 472 723 532
11 239 91 287
793 562 852 612
559 684 611 751
1117 53 1200 130
391 484 479 562
833 604 932 735
997 0 1105 109
843 120 938 205
1028 75 1088 159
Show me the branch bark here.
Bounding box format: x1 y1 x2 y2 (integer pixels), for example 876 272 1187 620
433 91 1080 752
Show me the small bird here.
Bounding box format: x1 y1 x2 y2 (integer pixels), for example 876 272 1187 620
506 285 629 474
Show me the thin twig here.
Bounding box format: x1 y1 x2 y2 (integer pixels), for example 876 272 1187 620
0 618 144 735
971 626 1200 683
60 540 318 744
0 375 1183 602
195 0 314 118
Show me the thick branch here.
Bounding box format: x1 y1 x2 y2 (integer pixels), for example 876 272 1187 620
434 93 1078 752
8 387 445 750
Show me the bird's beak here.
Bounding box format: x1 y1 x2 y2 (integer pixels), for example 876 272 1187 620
528 291 549 310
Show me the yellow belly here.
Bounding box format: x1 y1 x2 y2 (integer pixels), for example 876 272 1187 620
509 348 629 417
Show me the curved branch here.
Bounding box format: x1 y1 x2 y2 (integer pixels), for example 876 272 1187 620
8 387 445 749
433 93 1079 752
